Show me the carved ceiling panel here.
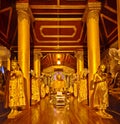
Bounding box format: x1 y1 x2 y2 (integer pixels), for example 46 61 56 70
0 0 118 70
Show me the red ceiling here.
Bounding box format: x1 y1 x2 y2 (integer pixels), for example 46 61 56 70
0 0 118 70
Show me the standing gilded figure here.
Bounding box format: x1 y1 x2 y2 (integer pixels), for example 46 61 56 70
92 64 112 118
8 60 26 118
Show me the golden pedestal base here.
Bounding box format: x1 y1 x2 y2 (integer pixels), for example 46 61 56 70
8 110 23 119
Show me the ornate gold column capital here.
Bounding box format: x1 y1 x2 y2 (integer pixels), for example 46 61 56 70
88 2 101 11
34 51 43 59
16 2 29 11
86 2 101 23
16 2 34 22
75 51 83 60
16 3 30 21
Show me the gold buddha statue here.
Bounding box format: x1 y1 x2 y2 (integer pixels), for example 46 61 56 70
51 74 66 93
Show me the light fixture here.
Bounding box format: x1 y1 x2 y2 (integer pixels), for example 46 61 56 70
57 58 61 65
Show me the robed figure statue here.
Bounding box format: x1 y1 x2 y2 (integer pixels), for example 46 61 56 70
92 64 112 118
7 60 26 118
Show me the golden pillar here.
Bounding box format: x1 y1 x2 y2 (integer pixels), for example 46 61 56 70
117 0 120 48
75 51 84 80
34 53 40 78
7 57 10 71
34 52 42 77
87 2 101 106
16 3 30 107
74 51 84 98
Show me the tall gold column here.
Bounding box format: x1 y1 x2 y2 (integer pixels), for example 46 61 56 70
39 53 42 77
34 53 40 78
7 57 10 71
34 52 42 77
87 2 101 106
16 3 30 107
74 51 84 98
75 51 84 80
117 0 120 48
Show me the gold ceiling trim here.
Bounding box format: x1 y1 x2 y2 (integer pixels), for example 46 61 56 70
108 27 118 38
104 5 117 14
33 18 83 43
33 12 83 15
40 25 76 38
104 0 117 14
30 5 86 9
100 14 117 38
33 46 84 52
101 14 117 24
35 18 82 21
34 45 84 48
108 33 118 44
0 7 12 38
33 28 81 43
42 65 75 74
35 50 75 53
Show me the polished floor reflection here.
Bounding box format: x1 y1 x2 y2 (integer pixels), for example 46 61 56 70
0 96 120 124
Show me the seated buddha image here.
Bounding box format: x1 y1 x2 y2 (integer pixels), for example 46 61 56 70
51 74 66 93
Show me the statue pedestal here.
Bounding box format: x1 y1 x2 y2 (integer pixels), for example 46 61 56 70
53 92 66 106
7 109 27 119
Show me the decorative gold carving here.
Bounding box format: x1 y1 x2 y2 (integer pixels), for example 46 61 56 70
17 10 30 23
51 74 66 93
33 18 83 43
16 3 30 23
73 82 78 97
75 51 83 60
78 69 88 103
35 18 82 21
40 25 76 38
34 52 43 58
88 2 101 11
30 5 86 10
8 61 26 118
104 5 117 14
87 10 99 24
31 71 40 105
43 65 75 74
100 14 117 38
92 64 113 118
33 45 84 53
33 51 43 61
16 3 29 11
87 2 101 23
